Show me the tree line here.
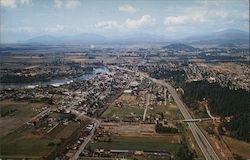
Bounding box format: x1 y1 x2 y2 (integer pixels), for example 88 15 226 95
182 81 250 142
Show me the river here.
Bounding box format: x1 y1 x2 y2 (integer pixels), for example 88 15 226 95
0 67 109 90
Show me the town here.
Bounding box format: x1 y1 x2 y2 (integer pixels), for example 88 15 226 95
0 43 249 160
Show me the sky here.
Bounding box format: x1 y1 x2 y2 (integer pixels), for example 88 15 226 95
0 0 249 43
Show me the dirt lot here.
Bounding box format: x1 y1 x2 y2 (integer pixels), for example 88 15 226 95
101 122 180 142
0 117 28 137
49 121 81 139
209 136 233 160
101 122 155 136
223 136 250 159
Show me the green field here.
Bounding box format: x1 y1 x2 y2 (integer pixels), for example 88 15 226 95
89 135 181 152
101 106 144 119
146 103 181 120
0 128 59 156
0 101 45 118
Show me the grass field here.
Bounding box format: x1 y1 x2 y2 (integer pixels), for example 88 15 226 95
0 121 83 157
0 100 45 118
147 103 181 120
101 106 144 119
101 94 144 120
0 100 49 137
0 128 59 156
89 135 181 152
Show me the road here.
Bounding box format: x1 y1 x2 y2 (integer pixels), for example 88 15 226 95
143 93 150 121
29 108 50 122
117 67 219 160
69 110 101 160
164 88 167 105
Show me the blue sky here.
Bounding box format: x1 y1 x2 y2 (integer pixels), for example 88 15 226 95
0 0 249 43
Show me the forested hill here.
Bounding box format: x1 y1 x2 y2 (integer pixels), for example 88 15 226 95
182 81 250 142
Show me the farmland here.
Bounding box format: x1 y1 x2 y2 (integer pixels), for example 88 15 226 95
89 135 181 152
0 99 90 158
0 99 51 137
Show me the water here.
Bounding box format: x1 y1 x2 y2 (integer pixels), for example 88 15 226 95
0 67 109 90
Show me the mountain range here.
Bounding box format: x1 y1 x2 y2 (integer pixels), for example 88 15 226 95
24 29 249 45
183 29 249 45
162 43 196 51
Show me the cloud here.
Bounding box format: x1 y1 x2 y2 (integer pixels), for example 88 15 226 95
1 26 37 33
54 0 80 9
119 4 138 13
44 24 65 33
0 0 17 8
0 0 32 8
54 0 63 8
2 24 66 34
125 15 154 29
20 0 31 5
164 16 187 25
164 15 204 26
65 0 80 9
93 15 155 31
94 21 120 30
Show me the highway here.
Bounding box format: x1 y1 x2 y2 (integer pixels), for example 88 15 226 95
117 67 219 160
147 77 220 160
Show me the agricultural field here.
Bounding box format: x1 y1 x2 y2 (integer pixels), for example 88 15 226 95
0 99 90 158
0 99 51 137
89 135 181 152
0 99 48 118
0 127 59 157
0 120 84 158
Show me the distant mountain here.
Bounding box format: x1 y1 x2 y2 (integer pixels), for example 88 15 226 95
114 33 167 43
27 35 59 43
185 29 249 45
26 33 106 43
24 29 249 45
25 33 168 44
163 43 196 51
218 43 237 48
